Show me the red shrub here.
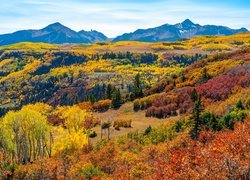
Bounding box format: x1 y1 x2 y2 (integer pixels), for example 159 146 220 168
48 116 65 126
197 65 250 101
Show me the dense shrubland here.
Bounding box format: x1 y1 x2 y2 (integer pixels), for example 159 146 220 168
143 46 250 119
0 100 248 179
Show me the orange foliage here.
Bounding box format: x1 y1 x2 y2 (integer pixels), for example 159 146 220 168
150 117 250 179
12 117 249 179
77 102 93 110
92 99 111 112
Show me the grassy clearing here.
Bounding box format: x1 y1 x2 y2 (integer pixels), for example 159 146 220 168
0 42 60 51
91 102 179 143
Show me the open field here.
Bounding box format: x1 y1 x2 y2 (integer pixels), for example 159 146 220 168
91 102 179 142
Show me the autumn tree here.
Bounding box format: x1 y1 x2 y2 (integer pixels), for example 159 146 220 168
53 106 91 153
0 107 52 165
61 105 92 133
22 102 53 118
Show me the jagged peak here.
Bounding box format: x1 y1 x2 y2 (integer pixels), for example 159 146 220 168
181 19 195 26
43 22 70 31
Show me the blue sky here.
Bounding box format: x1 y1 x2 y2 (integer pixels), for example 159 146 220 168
0 0 249 37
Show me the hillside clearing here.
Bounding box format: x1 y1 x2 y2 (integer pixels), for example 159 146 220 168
91 102 179 143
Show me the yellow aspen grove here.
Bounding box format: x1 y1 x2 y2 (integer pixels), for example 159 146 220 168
0 108 52 164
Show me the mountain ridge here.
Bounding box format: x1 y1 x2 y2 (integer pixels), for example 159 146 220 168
0 22 108 45
0 20 248 45
112 19 248 42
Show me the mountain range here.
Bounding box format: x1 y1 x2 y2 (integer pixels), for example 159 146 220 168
113 19 248 42
0 22 108 46
0 19 248 45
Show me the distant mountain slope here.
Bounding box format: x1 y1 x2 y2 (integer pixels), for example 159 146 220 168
0 23 108 45
0 20 248 45
113 19 248 42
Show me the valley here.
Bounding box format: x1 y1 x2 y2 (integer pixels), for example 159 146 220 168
1 0 250 177
0 32 249 179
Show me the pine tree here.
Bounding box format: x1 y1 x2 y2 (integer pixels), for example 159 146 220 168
144 125 152 136
190 96 204 140
180 72 186 82
189 89 198 102
111 88 122 109
106 84 113 100
202 67 209 82
90 94 96 103
173 80 176 87
132 73 143 99
236 100 244 110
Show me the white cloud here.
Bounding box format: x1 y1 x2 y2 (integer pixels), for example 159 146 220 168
22 1 57 5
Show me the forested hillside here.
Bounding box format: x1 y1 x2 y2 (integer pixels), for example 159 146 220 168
0 33 249 179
